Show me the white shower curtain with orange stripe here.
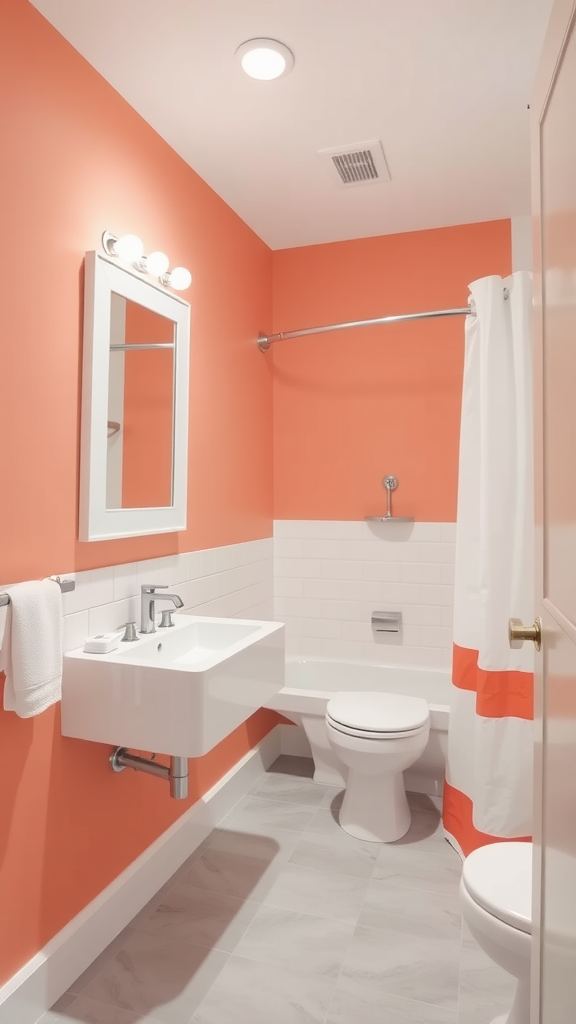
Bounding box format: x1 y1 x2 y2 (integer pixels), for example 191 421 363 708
444 272 534 857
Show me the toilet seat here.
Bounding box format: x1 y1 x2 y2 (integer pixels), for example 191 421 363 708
326 691 429 739
462 841 532 935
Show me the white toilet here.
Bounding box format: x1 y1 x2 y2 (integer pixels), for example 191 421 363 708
325 691 430 843
460 841 532 1024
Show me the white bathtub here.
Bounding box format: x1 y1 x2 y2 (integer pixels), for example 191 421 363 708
267 659 451 795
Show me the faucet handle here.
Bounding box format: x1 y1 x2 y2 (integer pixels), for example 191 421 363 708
121 622 139 642
159 609 175 628
141 583 169 593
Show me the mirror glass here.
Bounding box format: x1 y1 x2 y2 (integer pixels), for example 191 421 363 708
106 295 176 509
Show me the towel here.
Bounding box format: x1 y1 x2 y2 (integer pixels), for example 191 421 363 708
0 579 62 717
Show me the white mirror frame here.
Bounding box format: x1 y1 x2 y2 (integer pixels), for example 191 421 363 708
79 250 190 541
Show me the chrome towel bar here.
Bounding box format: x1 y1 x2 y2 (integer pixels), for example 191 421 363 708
0 576 76 608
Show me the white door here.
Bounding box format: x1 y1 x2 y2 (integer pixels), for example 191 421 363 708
531 1 576 1020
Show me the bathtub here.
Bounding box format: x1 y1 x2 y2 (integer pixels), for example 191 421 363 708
267 659 451 796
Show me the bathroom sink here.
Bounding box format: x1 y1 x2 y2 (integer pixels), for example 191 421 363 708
61 614 285 756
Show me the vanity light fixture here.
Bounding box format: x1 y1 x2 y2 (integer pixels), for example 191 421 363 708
161 267 192 291
102 231 144 262
235 38 294 80
102 232 192 292
136 250 170 277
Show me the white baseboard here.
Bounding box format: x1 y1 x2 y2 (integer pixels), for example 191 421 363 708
279 723 312 758
0 726 282 1024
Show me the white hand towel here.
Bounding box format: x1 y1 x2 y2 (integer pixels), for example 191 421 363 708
0 579 62 717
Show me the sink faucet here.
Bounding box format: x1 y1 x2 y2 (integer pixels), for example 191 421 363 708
140 584 184 634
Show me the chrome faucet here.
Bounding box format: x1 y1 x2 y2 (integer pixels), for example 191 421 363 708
140 584 184 634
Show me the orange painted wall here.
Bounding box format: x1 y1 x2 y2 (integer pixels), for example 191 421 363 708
272 221 512 522
0 0 274 985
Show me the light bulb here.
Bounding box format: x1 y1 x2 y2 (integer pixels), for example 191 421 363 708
242 48 285 80
145 250 170 276
236 39 294 80
167 267 192 291
114 234 144 262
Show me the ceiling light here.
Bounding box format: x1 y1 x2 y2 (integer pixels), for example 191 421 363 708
235 38 294 80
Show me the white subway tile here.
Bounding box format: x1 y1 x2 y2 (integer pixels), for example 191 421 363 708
442 563 456 585
321 560 362 581
303 578 344 601
441 606 454 628
301 538 343 559
137 553 190 588
274 538 305 559
89 597 139 635
275 596 304 619
275 558 322 579
302 618 342 640
360 561 401 583
113 562 140 602
339 621 374 644
213 542 246 573
401 604 443 627
299 598 328 619
419 625 453 649
200 548 216 577
274 577 304 598
187 550 204 580
400 563 446 585
441 523 457 542
439 648 453 670
322 599 364 622
62 610 90 653
418 543 455 564
62 568 114 615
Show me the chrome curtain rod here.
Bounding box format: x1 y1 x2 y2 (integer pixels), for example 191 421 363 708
257 304 475 352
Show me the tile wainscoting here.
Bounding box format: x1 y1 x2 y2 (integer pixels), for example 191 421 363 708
57 538 274 653
274 521 456 668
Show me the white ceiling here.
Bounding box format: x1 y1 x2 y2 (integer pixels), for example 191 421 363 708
30 0 553 249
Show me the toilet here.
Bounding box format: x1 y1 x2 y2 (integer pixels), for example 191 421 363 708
325 691 430 843
460 841 532 1024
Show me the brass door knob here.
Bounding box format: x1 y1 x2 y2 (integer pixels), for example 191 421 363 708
508 617 542 651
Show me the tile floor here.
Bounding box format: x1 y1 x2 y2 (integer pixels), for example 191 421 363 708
42 756 516 1024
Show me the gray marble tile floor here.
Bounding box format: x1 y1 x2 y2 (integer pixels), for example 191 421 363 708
43 756 517 1024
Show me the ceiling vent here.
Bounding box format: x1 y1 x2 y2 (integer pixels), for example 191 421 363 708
318 140 391 188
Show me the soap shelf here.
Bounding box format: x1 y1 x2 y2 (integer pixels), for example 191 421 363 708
0 576 76 608
365 514 414 523
365 475 414 524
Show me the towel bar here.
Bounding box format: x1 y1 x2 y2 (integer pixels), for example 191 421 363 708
0 576 76 608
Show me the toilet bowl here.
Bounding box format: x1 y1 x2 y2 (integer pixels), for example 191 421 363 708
325 691 430 843
460 841 532 1024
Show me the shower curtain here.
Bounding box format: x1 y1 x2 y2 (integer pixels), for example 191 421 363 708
443 272 534 857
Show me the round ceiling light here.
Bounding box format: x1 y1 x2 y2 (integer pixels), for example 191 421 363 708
235 38 294 80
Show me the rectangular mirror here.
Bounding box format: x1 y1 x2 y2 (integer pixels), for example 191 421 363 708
80 251 190 541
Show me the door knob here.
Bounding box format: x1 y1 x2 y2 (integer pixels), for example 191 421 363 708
508 617 542 651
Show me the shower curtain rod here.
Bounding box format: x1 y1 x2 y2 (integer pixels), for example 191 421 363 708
256 302 475 351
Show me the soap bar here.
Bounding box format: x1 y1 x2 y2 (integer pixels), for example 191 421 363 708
83 632 120 654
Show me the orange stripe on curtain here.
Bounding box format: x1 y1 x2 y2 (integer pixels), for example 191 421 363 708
452 643 534 720
443 782 531 858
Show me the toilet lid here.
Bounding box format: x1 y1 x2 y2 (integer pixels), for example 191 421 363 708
462 842 532 935
326 691 429 734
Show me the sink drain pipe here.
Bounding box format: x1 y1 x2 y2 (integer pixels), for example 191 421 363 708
110 747 188 799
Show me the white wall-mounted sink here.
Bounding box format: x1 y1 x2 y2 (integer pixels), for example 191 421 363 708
61 614 285 756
